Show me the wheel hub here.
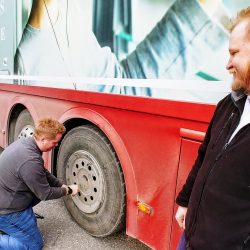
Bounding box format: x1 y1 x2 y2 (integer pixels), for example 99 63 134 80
18 125 34 139
66 150 104 214
79 173 89 192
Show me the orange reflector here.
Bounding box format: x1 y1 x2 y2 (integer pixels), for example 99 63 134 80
137 201 152 215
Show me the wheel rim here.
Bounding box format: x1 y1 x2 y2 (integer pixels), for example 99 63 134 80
17 125 34 139
66 150 105 214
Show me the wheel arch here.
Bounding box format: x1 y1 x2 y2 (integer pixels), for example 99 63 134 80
7 98 38 145
56 107 138 235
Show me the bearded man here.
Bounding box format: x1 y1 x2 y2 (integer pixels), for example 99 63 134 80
175 6 250 250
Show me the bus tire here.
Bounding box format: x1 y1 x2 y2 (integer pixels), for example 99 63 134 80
57 125 126 237
9 109 34 143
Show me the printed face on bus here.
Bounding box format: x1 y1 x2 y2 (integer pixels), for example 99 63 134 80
226 19 250 92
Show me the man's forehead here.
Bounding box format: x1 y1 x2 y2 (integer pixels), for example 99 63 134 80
231 19 250 38
229 20 250 47
48 133 62 142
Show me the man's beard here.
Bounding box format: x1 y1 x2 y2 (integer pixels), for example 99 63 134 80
231 64 250 93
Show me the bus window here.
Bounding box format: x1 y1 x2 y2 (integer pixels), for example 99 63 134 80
16 0 32 46
0 0 16 75
0 0 250 99
130 0 174 52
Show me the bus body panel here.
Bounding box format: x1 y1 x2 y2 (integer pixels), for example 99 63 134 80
0 83 215 249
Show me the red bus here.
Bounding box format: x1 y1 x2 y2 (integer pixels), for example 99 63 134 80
0 77 230 249
0 0 244 249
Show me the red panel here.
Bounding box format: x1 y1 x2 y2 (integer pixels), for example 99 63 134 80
0 83 215 123
0 83 214 249
170 138 202 249
180 128 205 141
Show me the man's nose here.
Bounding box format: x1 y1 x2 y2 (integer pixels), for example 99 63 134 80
226 59 233 70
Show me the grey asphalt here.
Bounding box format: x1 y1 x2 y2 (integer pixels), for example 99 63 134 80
34 199 151 250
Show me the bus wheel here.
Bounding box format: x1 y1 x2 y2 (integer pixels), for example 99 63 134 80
9 109 34 143
57 125 126 237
